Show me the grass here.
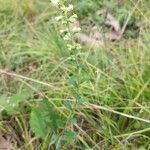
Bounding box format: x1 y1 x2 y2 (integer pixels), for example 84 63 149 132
0 0 150 149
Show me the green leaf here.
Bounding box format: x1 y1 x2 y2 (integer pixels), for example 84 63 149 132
39 99 65 130
30 99 65 138
63 131 77 143
30 108 48 138
79 76 90 84
11 89 31 102
0 89 31 115
64 100 73 111
78 64 89 72
69 76 78 88
69 116 77 124
75 95 85 106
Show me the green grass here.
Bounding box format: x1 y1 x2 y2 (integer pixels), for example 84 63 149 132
0 0 150 149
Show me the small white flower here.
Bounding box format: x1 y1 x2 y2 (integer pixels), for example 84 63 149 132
12 103 16 107
67 44 73 50
51 0 59 6
60 4 73 12
69 14 78 23
6 98 10 103
60 29 68 34
63 33 71 41
60 6 66 11
55 15 63 21
72 27 81 33
76 43 82 49
67 4 74 11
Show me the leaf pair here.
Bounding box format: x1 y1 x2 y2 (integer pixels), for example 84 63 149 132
69 75 90 88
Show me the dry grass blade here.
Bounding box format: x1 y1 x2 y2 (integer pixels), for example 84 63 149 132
0 135 16 150
114 127 150 138
0 70 56 89
88 103 150 124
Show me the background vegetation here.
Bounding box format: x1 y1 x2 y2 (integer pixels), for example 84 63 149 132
0 0 150 149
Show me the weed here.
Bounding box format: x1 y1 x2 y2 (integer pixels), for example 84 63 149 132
0 0 150 149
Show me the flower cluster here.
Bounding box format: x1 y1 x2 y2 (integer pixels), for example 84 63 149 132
51 0 81 53
51 0 60 6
